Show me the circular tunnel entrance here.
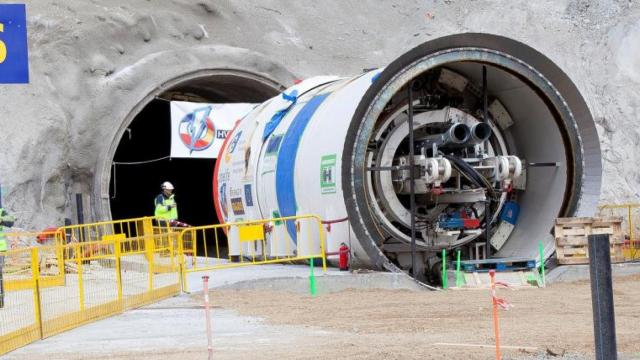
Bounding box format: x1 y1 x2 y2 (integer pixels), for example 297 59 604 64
343 33 602 276
109 72 281 251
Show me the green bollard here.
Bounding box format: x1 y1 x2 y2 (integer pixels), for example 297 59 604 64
442 249 447 289
309 258 317 297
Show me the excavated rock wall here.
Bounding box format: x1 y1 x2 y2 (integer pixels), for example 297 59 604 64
0 0 638 229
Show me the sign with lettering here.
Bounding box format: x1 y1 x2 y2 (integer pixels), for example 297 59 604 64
170 101 256 159
0 4 29 84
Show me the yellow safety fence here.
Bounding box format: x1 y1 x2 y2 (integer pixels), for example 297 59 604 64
0 216 181 355
599 203 640 260
178 215 327 291
1 231 65 292
0 214 327 355
3 229 60 250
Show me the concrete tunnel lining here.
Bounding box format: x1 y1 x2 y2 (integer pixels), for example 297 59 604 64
343 33 602 271
96 69 284 224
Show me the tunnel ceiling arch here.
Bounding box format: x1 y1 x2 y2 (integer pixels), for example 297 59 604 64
98 69 285 223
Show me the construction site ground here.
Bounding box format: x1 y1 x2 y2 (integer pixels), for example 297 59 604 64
4 267 640 360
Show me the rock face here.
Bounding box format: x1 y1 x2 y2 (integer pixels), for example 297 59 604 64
0 0 638 229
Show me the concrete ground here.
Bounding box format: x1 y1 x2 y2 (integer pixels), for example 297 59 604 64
545 262 640 283
182 260 350 292
4 265 640 359
2 295 329 360
4 263 417 360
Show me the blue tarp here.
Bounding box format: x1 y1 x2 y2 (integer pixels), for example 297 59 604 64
262 90 298 141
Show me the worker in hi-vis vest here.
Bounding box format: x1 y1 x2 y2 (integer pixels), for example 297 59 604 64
0 207 15 308
155 181 178 221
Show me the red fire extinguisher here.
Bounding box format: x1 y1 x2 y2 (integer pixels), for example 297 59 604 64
339 243 350 271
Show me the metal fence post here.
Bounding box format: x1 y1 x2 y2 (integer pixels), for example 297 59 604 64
178 229 187 293
114 238 123 308
30 247 43 338
146 222 155 293
148 245 154 293
56 227 66 285
588 234 617 360
142 217 154 264
180 263 187 293
317 217 327 273
76 244 85 311
169 232 176 271
202 275 213 360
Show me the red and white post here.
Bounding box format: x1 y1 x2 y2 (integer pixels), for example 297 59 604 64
203 275 213 360
489 270 501 360
489 270 513 360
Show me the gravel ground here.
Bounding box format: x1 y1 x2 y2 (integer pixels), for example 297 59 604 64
201 274 640 359
5 271 640 359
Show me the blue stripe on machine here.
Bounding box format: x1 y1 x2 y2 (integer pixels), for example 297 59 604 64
276 93 330 244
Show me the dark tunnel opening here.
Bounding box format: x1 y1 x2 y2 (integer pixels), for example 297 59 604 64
109 99 217 227
109 73 281 256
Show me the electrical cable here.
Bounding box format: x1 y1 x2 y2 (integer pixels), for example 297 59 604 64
110 156 171 198
443 155 482 187
112 155 171 165
443 154 499 201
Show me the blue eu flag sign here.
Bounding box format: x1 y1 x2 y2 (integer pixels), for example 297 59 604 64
0 4 29 84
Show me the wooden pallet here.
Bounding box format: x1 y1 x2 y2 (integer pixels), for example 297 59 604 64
554 217 624 265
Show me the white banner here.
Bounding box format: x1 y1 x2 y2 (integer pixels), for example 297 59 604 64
170 101 257 159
